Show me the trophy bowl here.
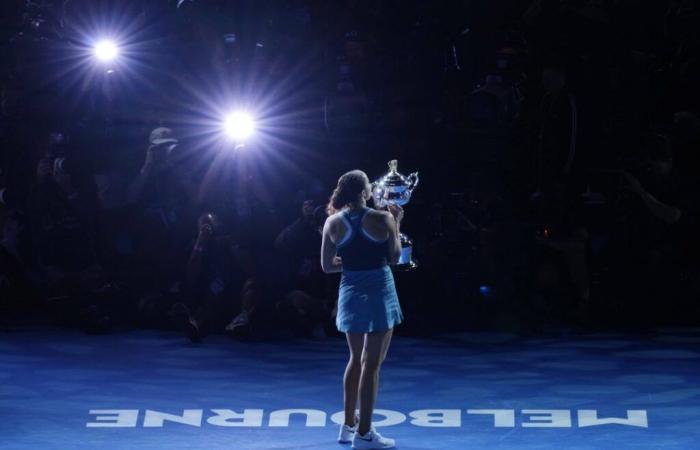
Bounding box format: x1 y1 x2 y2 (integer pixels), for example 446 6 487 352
371 160 419 271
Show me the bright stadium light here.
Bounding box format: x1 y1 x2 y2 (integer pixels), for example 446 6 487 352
94 40 119 62
224 111 255 141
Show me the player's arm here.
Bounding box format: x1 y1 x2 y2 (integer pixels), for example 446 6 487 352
321 217 343 273
384 206 403 265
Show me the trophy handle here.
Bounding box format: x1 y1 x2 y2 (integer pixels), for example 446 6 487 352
407 172 420 192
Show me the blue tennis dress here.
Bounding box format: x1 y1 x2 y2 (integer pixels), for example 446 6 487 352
335 207 404 333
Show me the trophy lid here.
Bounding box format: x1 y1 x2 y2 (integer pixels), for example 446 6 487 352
380 160 408 187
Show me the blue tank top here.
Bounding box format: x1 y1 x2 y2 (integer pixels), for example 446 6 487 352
336 207 389 271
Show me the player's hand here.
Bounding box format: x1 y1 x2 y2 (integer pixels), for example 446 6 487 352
388 204 404 223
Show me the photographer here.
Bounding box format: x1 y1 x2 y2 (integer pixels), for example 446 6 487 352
617 131 700 321
127 127 193 207
29 134 101 277
27 133 109 330
126 127 195 292
170 212 247 342
274 201 332 337
274 200 324 290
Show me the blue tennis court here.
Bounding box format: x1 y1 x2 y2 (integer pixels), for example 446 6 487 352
2 328 699 449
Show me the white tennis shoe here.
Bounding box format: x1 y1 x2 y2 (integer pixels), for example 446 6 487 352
351 429 395 449
338 422 357 443
338 416 376 444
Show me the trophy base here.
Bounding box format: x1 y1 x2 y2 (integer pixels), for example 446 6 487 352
394 260 419 272
394 233 418 272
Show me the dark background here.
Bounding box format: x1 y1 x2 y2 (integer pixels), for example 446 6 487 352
1 0 699 338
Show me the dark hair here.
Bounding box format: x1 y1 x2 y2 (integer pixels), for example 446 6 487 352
328 170 367 213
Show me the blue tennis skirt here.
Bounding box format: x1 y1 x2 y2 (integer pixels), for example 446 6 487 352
336 265 404 333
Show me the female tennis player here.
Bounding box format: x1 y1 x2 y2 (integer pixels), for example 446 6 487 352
321 170 404 449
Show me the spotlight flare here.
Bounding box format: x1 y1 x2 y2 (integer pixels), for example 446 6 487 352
224 112 255 140
94 40 119 62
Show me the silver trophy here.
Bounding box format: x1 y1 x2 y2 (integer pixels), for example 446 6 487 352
371 160 420 271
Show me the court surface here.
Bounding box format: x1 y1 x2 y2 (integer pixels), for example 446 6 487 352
2 327 700 449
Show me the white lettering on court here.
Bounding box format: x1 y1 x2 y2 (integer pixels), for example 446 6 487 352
143 409 203 427
207 409 264 427
466 409 515 427
84 408 650 428
409 409 461 427
86 410 139 428
578 410 648 428
522 410 572 428
269 409 326 427
369 409 407 426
